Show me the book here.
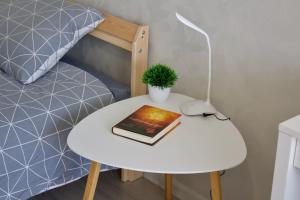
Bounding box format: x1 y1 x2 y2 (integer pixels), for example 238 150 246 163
112 105 181 145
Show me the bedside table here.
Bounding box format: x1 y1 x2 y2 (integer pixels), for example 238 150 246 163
67 93 247 200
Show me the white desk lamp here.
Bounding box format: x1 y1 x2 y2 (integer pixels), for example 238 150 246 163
176 13 216 116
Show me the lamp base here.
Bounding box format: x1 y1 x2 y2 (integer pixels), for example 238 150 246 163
180 100 216 116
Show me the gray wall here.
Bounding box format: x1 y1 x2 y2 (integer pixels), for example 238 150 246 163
71 0 300 199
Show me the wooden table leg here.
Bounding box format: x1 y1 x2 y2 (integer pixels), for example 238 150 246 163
83 161 101 200
165 174 173 200
210 171 222 200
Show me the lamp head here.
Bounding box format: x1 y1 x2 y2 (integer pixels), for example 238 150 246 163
176 12 208 38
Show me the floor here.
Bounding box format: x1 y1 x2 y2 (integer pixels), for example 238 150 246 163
31 170 180 200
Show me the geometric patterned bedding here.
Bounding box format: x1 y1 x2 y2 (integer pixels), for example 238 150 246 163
0 62 115 200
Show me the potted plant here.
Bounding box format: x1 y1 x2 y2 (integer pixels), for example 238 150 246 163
143 64 178 103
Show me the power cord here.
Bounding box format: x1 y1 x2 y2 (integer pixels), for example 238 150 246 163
185 113 229 199
202 114 229 199
203 113 231 121
209 170 226 200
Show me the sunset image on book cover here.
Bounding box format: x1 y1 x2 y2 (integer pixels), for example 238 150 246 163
113 105 181 144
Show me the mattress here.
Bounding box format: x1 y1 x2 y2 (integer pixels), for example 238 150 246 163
0 62 116 200
61 56 131 101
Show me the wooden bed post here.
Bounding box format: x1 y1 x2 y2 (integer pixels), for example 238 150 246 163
89 13 149 182
123 25 149 183
130 26 149 96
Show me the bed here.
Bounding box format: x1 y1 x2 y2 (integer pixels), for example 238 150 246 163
0 0 148 199
0 61 118 199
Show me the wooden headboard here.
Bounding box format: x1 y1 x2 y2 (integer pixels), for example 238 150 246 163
88 12 149 97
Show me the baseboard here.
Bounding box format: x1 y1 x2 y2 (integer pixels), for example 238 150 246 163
144 173 208 200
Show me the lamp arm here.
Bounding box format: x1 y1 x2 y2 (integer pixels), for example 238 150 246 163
176 13 213 104
206 36 212 104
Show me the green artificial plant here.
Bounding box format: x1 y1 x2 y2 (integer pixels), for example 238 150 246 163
142 64 178 89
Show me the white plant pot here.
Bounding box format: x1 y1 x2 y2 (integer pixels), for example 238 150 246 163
148 85 171 103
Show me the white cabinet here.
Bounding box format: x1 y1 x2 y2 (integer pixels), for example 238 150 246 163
271 115 300 200
294 140 300 169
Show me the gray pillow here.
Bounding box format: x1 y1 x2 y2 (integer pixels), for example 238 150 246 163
0 0 103 84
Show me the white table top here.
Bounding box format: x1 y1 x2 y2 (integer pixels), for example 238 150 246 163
67 93 247 174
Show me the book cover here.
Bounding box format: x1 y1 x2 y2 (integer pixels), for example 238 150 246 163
113 105 181 142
